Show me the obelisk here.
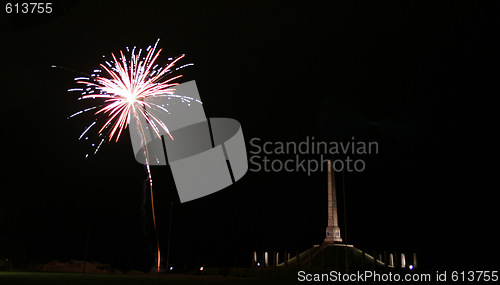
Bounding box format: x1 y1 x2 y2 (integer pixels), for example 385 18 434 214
324 160 342 244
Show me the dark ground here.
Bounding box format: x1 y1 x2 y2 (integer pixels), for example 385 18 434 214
0 272 269 285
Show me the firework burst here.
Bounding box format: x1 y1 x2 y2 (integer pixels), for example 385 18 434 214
57 39 198 272
64 39 196 155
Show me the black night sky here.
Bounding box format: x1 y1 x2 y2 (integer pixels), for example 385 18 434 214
1 0 498 273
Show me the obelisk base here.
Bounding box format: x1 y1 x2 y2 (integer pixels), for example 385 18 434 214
324 226 342 244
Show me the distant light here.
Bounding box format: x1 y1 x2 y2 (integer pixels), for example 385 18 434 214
409 265 414 270
169 267 173 271
200 266 204 271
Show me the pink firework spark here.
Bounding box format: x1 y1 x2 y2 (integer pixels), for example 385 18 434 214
77 43 184 142
63 40 197 154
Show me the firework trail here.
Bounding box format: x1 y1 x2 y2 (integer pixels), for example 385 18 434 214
56 39 198 272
